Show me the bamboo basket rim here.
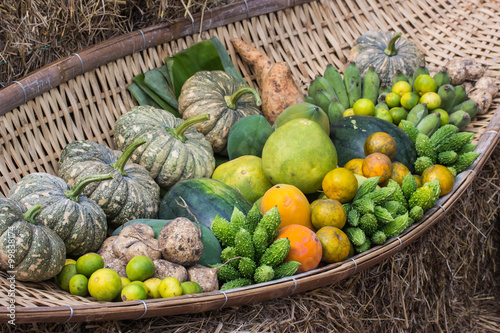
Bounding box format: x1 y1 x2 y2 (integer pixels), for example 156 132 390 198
0 0 499 324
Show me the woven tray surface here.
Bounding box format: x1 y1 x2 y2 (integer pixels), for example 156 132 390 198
0 0 499 323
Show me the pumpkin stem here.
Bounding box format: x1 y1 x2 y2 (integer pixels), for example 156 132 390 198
224 87 262 110
384 32 402 57
168 114 210 142
64 173 114 202
111 138 147 176
23 204 42 224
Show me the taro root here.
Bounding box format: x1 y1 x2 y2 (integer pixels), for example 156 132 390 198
468 90 493 115
158 217 203 267
112 224 161 262
187 264 219 292
105 258 128 278
153 259 188 282
97 235 119 265
474 77 498 97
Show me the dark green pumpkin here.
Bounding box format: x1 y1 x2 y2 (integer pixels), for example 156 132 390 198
178 70 262 155
0 200 66 282
113 106 215 190
348 31 425 85
227 114 273 160
329 115 417 173
159 178 252 229
8 173 111 256
111 219 222 267
58 138 160 229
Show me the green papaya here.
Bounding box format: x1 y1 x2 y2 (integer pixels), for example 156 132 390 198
227 114 273 160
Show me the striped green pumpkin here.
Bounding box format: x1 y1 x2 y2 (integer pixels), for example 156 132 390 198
57 139 160 229
348 31 425 85
0 199 66 282
8 173 111 256
178 70 262 155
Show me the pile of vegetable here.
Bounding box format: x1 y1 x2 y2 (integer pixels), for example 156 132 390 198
0 31 493 303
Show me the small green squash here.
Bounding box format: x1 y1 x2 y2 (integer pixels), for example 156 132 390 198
178 70 262 155
0 200 66 282
113 106 215 190
348 31 425 85
58 138 160 229
226 114 273 160
8 173 112 256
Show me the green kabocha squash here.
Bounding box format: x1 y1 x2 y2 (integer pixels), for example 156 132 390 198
113 106 215 190
58 138 160 229
226 114 273 160
178 70 262 155
348 31 425 85
8 173 112 257
0 200 66 282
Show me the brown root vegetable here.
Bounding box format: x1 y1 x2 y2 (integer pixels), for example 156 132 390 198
231 38 305 124
474 77 498 97
105 258 128 278
187 264 219 292
153 259 188 282
158 217 203 267
446 59 467 85
465 62 486 80
463 81 474 94
468 89 493 115
112 224 161 262
97 236 119 264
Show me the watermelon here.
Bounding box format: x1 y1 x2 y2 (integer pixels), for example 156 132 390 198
159 178 253 229
330 115 417 172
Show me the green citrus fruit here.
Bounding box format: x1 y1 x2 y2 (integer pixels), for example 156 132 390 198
55 264 78 292
143 278 162 298
126 255 155 281
129 280 150 295
75 253 104 278
375 102 389 111
121 283 147 302
121 277 131 288
392 81 412 96
389 107 408 125
374 108 393 123
88 268 122 301
181 281 203 295
419 92 441 110
413 74 438 96
159 277 183 298
385 92 402 108
353 98 376 116
431 108 449 126
65 259 77 265
343 108 355 117
69 274 89 297
400 92 420 110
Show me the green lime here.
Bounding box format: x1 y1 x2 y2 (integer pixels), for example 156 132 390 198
126 255 155 281
69 274 89 297
374 108 394 123
343 108 355 117
65 259 77 265
88 268 122 301
120 277 131 289
392 81 412 96
75 253 104 278
385 92 402 108
353 98 375 116
143 278 162 298
389 107 408 125
121 283 147 302
413 74 438 96
159 277 183 298
431 109 449 126
419 92 441 110
129 280 150 295
400 92 420 110
181 281 203 295
55 263 78 292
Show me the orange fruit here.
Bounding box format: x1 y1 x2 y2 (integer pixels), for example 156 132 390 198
413 74 438 96
353 98 376 116
388 162 411 185
419 92 441 110
421 165 455 196
261 184 313 230
316 226 351 263
277 224 322 273
310 199 346 230
392 81 412 96
362 153 392 185
321 168 358 203
344 158 364 176
385 92 401 108
363 132 398 160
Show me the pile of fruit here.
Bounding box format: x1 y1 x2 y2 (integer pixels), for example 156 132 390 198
1 31 494 303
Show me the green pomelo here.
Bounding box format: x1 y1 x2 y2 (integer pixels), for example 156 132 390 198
261 118 337 194
212 155 273 203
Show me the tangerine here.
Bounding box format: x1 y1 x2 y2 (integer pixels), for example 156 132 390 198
310 199 346 230
421 165 455 196
321 168 358 203
343 158 364 176
363 132 398 160
277 224 322 273
362 153 392 185
316 226 351 263
388 161 411 185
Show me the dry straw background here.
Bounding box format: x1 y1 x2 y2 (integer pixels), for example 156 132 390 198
0 0 499 332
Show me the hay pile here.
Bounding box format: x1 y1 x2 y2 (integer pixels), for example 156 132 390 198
1 1 499 332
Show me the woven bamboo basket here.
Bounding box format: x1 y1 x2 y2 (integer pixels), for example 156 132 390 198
0 0 499 324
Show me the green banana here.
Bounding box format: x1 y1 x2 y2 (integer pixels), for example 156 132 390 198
344 62 362 108
308 79 321 99
327 98 345 124
315 75 338 101
407 70 414 88
378 83 392 98
451 100 479 118
433 69 451 87
406 103 429 126
448 110 471 131
437 84 456 112
391 69 409 86
416 113 441 137
453 85 467 106
304 94 315 104
324 64 350 109
314 88 333 113
362 66 380 105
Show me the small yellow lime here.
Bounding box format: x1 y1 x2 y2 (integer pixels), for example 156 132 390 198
353 98 376 116
75 253 104 278
385 92 402 108
65 259 77 265
143 278 162 298
400 92 420 110
414 74 438 96
181 281 203 295
374 108 394 123
69 274 89 297
88 268 122 301
159 277 183 298
55 264 78 292
389 107 408 125
431 108 449 126
392 81 412 96
126 255 155 281
419 92 441 110
129 280 150 295
343 108 355 117
121 283 147 302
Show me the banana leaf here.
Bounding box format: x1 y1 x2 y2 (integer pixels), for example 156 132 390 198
143 68 179 110
128 83 161 109
133 73 181 117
